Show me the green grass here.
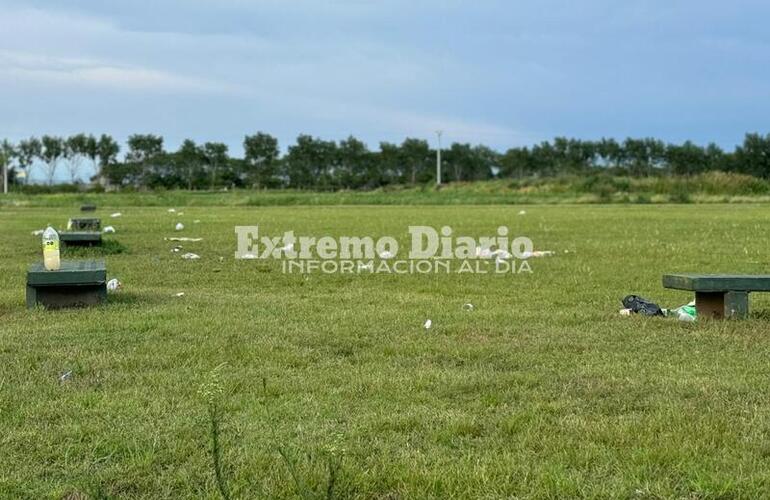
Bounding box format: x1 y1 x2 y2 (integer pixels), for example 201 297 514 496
3 202 770 498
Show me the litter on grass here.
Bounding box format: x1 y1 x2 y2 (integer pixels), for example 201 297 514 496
106 278 121 291
518 210 527 215
59 370 72 383
171 245 182 253
167 208 176 213
621 295 664 316
165 237 203 242
103 226 116 234
521 250 555 258
174 292 185 297
110 212 122 218
423 319 432 329
182 252 200 260
462 303 474 311
31 229 44 236
175 222 184 231
620 295 696 321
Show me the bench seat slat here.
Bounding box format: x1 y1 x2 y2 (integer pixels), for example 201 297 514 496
27 260 106 286
663 274 770 292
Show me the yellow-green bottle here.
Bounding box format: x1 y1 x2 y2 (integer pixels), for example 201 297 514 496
42 226 60 271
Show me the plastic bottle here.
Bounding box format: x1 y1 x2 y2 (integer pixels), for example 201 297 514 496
42 226 61 271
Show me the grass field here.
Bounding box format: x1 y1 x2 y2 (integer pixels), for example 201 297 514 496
3 201 770 498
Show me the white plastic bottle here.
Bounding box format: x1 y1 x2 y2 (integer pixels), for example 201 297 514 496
42 226 61 271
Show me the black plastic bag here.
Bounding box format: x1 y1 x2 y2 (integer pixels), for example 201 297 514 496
622 295 664 316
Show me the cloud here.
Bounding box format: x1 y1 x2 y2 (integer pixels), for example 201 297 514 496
0 49 239 93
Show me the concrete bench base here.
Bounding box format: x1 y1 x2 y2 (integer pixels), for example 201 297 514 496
663 274 770 319
61 231 102 247
68 218 101 231
27 260 106 309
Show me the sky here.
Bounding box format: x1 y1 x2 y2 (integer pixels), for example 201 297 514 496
1 0 769 181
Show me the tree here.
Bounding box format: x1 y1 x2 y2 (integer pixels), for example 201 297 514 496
285 135 337 189
336 136 371 188
400 138 431 184
65 133 90 183
666 140 706 176
176 139 204 190
202 142 229 189
734 133 770 178
499 147 532 178
17 137 41 184
596 138 624 169
0 139 14 194
124 134 164 187
704 143 728 172
95 135 120 186
377 142 404 184
40 135 64 185
243 133 280 188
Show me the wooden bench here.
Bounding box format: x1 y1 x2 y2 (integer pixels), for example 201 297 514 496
61 231 102 247
27 260 107 309
662 274 770 319
68 217 101 231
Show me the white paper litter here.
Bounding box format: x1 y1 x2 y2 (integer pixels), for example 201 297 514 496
521 250 555 259
107 278 121 291
462 303 474 311
518 210 527 215
475 247 494 259
424 319 432 329
182 252 200 260
175 222 184 231
31 229 44 236
59 370 72 382
110 212 122 218
174 292 185 297
165 237 202 242
103 226 116 234
167 208 176 213
619 308 632 316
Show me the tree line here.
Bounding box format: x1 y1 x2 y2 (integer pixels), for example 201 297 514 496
2 132 770 190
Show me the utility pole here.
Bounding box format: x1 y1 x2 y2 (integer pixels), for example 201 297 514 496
435 130 443 185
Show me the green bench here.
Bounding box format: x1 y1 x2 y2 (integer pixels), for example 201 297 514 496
662 274 770 319
61 231 102 247
27 260 107 309
68 217 101 231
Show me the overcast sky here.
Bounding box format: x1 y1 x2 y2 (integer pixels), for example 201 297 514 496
2 0 769 181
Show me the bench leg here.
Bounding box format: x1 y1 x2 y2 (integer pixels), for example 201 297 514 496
695 292 725 319
695 291 749 319
26 285 37 309
725 291 749 319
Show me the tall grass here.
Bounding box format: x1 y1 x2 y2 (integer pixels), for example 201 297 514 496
4 172 770 207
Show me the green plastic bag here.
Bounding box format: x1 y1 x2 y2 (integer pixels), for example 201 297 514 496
665 301 696 321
